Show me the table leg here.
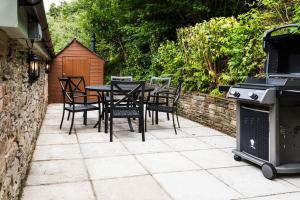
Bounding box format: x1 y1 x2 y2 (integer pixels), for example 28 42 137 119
155 93 159 124
93 91 103 129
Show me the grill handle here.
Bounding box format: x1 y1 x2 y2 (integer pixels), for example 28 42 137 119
264 24 300 39
263 24 300 50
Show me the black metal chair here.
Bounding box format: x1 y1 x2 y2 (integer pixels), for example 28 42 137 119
58 77 101 134
106 81 145 142
63 76 99 124
145 81 182 134
146 77 172 123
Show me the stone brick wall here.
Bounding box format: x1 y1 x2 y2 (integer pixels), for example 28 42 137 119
178 91 237 137
0 37 48 199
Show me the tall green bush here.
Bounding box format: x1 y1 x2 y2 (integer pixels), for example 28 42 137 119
153 0 300 95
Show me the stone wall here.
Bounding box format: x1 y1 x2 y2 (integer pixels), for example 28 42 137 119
0 35 48 200
178 91 237 137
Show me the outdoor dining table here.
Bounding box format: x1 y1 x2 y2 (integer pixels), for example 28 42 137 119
85 85 154 93
85 84 155 132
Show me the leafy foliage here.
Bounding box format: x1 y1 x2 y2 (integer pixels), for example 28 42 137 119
47 1 90 53
48 0 253 78
47 0 300 95
153 0 300 94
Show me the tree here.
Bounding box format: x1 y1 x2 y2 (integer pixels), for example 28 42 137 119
47 0 254 79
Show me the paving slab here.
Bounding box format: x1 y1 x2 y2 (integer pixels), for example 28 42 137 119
149 128 190 139
77 132 115 143
32 144 82 161
39 125 68 134
162 137 212 151
242 192 300 200
80 142 130 158
209 166 299 198
153 170 241 200
93 175 172 200
198 135 236 149
36 133 77 145
165 118 202 128
114 130 157 141
136 152 199 173
122 139 173 154
282 175 300 188
182 149 247 169
22 182 95 200
85 155 148 180
181 126 223 137
26 159 88 185
220 147 235 155
75 125 103 133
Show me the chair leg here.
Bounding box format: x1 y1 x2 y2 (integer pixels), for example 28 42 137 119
141 117 145 142
67 111 70 120
148 110 151 117
172 112 178 135
105 110 108 133
167 113 170 121
176 110 180 128
69 112 75 135
145 109 147 132
138 117 141 133
60 108 65 129
110 117 113 142
98 108 101 132
128 118 134 132
151 111 154 125
83 111 87 125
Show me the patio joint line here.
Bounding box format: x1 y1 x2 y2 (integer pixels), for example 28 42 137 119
231 190 300 200
118 138 176 200
178 149 244 196
30 157 83 163
36 143 79 146
158 139 245 197
279 178 300 190
25 179 90 187
75 128 99 200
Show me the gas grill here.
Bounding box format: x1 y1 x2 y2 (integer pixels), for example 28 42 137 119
226 24 300 179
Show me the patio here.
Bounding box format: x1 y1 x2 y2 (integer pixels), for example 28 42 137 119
21 104 300 200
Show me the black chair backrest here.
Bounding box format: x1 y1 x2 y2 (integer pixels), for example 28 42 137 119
67 76 87 94
58 77 73 103
173 81 183 105
111 76 133 81
110 81 145 112
150 77 171 92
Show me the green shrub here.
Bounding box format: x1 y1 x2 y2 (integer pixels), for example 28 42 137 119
152 0 299 95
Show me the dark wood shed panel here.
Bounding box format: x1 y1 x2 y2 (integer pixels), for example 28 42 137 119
48 39 105 103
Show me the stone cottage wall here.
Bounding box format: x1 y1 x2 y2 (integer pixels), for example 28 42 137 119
0 35 48 199
178 92 237 137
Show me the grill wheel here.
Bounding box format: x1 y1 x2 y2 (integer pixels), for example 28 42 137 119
234 154 242 161
262 163 277 180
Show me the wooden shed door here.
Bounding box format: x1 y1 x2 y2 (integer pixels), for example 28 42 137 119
62 56 90 87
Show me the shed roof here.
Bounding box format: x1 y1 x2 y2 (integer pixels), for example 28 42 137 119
55 38 106 61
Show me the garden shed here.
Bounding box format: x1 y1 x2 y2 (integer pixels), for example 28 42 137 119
48 38 105 103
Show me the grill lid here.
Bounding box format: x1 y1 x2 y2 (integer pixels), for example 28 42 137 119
264 24 300 75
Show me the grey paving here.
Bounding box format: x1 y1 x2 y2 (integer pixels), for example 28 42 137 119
21 104 300 200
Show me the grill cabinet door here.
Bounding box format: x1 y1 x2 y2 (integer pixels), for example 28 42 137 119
240 106 269 161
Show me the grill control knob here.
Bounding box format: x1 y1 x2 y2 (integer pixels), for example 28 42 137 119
248 92 258 100
230 90 240 97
